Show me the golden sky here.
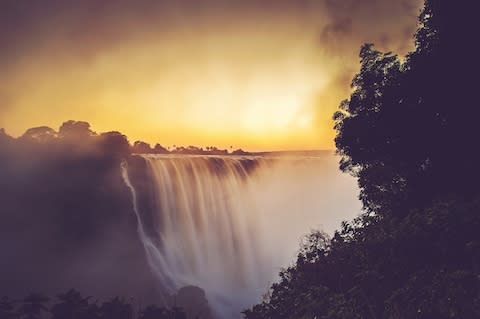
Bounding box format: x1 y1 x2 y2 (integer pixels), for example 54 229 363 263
0 0 421 151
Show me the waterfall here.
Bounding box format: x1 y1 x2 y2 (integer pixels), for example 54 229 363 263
121 154 361 318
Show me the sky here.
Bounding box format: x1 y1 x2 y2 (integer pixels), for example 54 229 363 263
0 0 422 151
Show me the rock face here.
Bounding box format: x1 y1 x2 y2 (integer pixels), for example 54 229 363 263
0 139 161 304
171 286 214 319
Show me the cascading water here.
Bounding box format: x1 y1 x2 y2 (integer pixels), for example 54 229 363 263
121 154 361 318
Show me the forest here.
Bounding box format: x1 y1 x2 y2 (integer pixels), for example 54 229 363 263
243 1 479 318
0 288 209 319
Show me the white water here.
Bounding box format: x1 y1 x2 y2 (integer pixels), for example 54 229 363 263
121 154 360 318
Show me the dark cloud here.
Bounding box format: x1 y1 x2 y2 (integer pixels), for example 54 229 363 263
0 0 421 105
320 17 353 47
318 0 421 54
0 0 422 64
0 0 422 146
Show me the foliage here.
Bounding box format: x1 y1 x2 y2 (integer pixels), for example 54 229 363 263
99 297 133 319
138 305 170 319
334 0 479 215
19 293 49 319
0 290 189 319
50 289 96 319
0 297 17 319
244 196 480 319
244 1 480 318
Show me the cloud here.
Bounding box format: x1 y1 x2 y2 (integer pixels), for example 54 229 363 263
0 0 423 149
0 0 422 66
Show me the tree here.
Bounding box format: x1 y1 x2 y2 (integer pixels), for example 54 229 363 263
20 126 57 143
132 141 153 154
244 1 480 318
99 297 132 319
334 0 480 216
153 143 169 154
0 296 17 319
18 293 48 319
50 289 97 319
138 305 169 319
59 121 95 139
174 286 212 319
99 131 131 158
170 306 187 319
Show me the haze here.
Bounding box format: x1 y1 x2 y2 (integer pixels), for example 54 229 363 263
0 0 421 151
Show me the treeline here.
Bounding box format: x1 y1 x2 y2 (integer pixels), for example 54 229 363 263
244 1 479 318
131 141 251 156
0 122 250 157
0 290 188 319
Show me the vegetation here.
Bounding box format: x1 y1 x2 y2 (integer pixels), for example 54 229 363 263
243 1 479 318
131 141 251 156
2 1 479 318
0 120 251 158
0 290 188 319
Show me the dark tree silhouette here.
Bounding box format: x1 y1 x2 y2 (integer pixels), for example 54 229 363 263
99 131 131 158
0 292 195 319
172 286 212 319
50 289 97 319
132 141 153 154
138 305 170 319
137 304 187 319
244 1 480 318
19 294 48 319
59 121 95 140
20 126 57 143
334 0 480 216
153 143 168 154
0 297 17 319
170 307 187 319
99 297 132 319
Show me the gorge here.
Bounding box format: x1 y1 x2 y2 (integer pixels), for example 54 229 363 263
121 153 360 317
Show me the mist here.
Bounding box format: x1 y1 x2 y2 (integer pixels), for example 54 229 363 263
122 153 360 317
0 123 360 318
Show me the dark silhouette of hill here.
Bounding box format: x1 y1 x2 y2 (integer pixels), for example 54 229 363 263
243 1 480 318
0 121 216 318
0 121 162 303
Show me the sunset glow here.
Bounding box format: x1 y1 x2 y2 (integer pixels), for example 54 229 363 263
0 0 421 150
